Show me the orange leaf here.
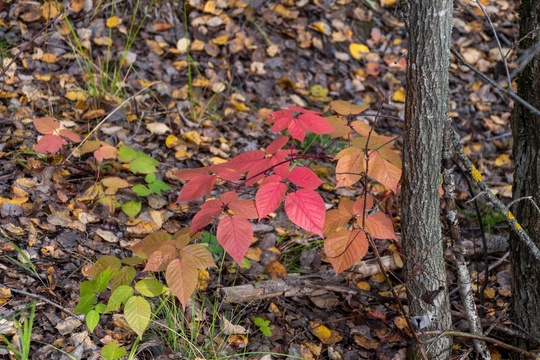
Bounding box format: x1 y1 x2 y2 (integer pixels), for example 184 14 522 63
33 117 59 135
166 258 198 309
325 229 368 274
365 151 401 193
334 147 364 188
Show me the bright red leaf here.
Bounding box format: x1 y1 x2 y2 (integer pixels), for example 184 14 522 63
266 136 289 154
177 174 216 202
284 189 325 237
217 215 253 264
256 181 288 219
288 167 323 189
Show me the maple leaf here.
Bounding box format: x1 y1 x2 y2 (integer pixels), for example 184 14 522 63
217 215 253 264
284 189 325 236
325 228 368 274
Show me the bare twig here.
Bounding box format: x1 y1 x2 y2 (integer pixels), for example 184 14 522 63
451 48 540 117
451 130 540 261
474 0 512 89
5 286 84 321
443 120 490 359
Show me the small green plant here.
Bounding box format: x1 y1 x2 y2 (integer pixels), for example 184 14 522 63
75 228 215 357
0 301 36 359
253 317 272 337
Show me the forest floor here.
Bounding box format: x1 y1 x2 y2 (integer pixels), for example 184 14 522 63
0 0 521 359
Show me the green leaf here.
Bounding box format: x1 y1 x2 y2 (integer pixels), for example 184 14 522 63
117 146 137 163
101 340 126 360
95 303 107 314
145 172 156 183
254 317 272 336
124 296 151 339
147 180 171 195
110 266 136 291
86 309 100 333
75 293 96 315
87 256 122 279
132 184 152 197
80 280 97 297
95 268 113 293
122 200 142 218
130 153 159 174
200 231 224 256
135 279 167 297
106 285 134 313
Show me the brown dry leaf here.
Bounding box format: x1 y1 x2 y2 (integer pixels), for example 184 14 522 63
94 37 112 46
309 321 343 345
153 23 172 31
245 247 262 262
393 315 408 330
265 259 287 279
126 220 159 235
212 34 229 45
222 315 247 335
0 287 12 306
146 40 165 55
41 53 59 63
20 6 42 22
494 153 511 167
197 269 211 290
83 109 106 120
41 1 60 19
228 334 248 348
70 0 84 12
146 122 171 135
354 333 379 349
191 39 206 51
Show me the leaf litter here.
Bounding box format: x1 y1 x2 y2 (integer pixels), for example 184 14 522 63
0 0 519 358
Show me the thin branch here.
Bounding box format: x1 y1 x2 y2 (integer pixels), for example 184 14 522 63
5 286 84 321
475 0 512 89
451 48 540 117
451 130 540 262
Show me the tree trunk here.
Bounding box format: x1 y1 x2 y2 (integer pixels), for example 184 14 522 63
401 1 453 358
510 0 540 352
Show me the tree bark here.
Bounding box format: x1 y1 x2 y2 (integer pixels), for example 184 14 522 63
510 0 540 353
401 1 453 358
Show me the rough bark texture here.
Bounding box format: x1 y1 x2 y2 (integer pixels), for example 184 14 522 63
401 1 453 358
510 0 540 352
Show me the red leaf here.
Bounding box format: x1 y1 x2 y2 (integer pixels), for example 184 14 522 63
176 167 210 180
58 129 82 142
287 119 306 141
217 216 253 264
268 109 293 124
220 190 238 204
190 205 222 234
34 134 67 153
324 228 368 274
33 117 59 135
94 145 118 163
228 199 258 219
256 181 287 219
177 174 216 202
266 136 289 155
288 167 323 189
284 189 325 236
297 113 335 135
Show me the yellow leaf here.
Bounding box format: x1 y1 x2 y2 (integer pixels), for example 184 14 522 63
494 153 510 167
211 34 229 45
65 90 88 101
41 53 59 63
94 37 112 46
34 74 52 81
392 87 406 103
309 321 343 345
106 16 121 28
183 131 201 146
349 43 370 60
381 0 398 7
165 134 180 148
